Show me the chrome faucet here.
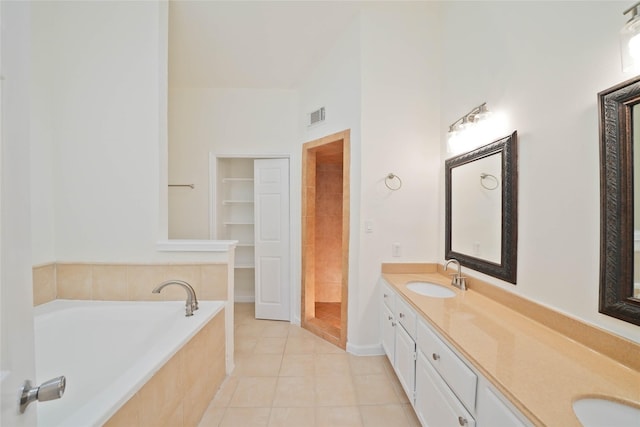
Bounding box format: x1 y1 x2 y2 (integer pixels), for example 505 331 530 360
152 280 199 316
444 259 467 291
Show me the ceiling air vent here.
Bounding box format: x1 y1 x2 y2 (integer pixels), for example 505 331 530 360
308 107 326 126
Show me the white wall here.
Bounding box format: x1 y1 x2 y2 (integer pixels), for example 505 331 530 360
355 3 442 351
168 88 298 239
30 1 170 263
298 15 363 336
298 4 442 353
439 1 639 343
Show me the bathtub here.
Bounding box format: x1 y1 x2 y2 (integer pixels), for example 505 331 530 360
34 299 225 427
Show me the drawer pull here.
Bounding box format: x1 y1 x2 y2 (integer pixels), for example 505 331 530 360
383 293 388 298
458 416 468 426
388 315 393 321
432 353 440 361
399 312 405 318
391 322 396 327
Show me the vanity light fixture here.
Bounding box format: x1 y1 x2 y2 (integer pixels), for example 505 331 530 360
447 102 501 154
621 1 640 72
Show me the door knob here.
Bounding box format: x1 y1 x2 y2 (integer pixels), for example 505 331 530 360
19 376 66 414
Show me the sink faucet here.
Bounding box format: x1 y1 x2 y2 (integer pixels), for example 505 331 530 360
152 280 199 316
444 259 467 291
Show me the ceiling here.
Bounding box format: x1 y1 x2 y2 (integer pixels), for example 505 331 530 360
168 1 362 89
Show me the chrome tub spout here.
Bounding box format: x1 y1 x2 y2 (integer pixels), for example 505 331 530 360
152 280 199 316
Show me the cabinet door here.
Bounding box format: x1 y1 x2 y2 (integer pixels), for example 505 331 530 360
477 383 528 427
382 304 395 365
394 323 416 404
415 351 476 427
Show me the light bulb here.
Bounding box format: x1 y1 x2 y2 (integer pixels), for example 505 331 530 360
629 33 640 61
620 5 640 72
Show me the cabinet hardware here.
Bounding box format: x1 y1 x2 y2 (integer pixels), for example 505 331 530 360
392 322 396 327
432 353 440 361
458 416 468 426
399 312 405 318
388 315 393 321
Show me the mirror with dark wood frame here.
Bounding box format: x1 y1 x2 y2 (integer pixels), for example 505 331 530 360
598 75 640 326
445 131 518 284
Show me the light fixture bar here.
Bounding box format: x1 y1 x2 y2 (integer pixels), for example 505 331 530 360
448 102 488 131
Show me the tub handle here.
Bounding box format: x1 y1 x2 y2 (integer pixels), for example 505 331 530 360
19 376 66 413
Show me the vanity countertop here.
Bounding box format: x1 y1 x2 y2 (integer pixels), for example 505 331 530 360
382 269 640 427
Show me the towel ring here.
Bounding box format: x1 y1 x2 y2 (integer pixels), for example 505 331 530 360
385 173 402 191
480 173 498 190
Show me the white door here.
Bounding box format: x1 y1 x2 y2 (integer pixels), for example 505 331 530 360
254 158 290 320
1 2 38 426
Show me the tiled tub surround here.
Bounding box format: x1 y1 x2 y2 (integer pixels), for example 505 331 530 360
382 263 640 427
34 300 226 427
32 263 229 306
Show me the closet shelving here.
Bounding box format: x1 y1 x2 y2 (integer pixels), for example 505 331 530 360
216 158 256 300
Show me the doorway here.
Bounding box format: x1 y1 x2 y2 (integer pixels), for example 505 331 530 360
301 130 350 349
213 156 290 320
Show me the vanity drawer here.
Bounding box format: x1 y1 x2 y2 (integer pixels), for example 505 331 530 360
396 296 417 339
381 281 396 312
418 318 477 413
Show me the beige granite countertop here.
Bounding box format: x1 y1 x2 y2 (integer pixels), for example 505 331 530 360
382 268 640 427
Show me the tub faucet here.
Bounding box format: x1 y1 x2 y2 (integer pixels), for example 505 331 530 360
152 280 199 316
444 259 467 291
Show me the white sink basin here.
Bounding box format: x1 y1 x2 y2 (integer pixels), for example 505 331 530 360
573 398 640 427
406 281 456 298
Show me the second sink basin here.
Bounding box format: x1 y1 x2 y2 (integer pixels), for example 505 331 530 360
573 398 640 427
406 281 456 298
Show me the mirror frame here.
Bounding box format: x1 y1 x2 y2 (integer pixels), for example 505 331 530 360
445 131 518 284
598 75 640 326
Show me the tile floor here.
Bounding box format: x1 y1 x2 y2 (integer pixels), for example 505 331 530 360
314 302 341 330
197 303 421 427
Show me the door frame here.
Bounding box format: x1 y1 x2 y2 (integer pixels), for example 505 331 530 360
301 130 350 349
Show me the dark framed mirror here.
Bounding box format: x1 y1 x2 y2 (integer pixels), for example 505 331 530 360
598 76 640 326
445 131 518 284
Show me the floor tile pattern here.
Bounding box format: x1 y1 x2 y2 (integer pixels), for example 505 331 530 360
314 302 341 330
197 303 421 427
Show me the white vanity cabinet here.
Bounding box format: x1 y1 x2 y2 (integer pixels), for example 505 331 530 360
394 311 417 402
382 303 396 364
381 279 531 427
476 380 529 427
415 350 476 427
417 319 477 412
416 317 477 426
380 281 417 403
381 282 396 364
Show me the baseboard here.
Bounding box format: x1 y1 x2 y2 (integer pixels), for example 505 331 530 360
346 342 385 356
234 295 255 303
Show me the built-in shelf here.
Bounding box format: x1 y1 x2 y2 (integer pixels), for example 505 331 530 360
217 157 257 302
222 200 254 205
222 177 254 183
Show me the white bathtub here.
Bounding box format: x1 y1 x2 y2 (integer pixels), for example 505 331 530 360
34 299 225 427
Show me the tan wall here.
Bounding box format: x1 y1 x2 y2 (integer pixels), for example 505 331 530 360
314 162 343 302
104 308 226 427
33 263 228 306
